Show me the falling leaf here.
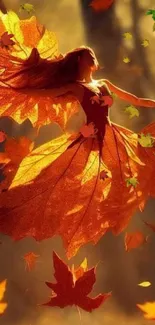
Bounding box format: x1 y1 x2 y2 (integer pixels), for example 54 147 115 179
23 252 39 271
90 0 114 12
126 177 139 188
100 170 109 180
0 32 15 48
123 32 133 40
141 39 149 48
146 9 155 21
19 3 35 14
80 123 97 138
0 280 7 314
146 9 155 31
0 131 6 143
124 105 139 119
138 281 151 287
42 252 111 312
138 133 154 147
137 301 155 320
124 231 148 252
123 57 131 63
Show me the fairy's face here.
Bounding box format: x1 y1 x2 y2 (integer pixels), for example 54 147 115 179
77 49 99 82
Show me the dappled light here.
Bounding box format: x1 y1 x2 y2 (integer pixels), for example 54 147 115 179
0 1 155 325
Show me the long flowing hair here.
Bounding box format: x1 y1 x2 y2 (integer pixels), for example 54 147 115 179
0 46 99 89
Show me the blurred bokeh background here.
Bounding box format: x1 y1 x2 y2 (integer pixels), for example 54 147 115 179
0 0 155 324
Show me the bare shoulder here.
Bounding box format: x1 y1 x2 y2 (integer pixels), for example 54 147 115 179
96 79 111 95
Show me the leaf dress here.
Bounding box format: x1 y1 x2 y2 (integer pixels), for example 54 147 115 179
0 80 155 258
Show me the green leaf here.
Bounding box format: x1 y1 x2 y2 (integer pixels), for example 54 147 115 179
146 9 155 20
126 177 139 188
146 9 154 15
124 105 139 119
153 22 155 32
19 3 35 14
138 133 154 147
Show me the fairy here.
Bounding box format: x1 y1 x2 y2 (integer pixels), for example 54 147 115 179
0 11 155 258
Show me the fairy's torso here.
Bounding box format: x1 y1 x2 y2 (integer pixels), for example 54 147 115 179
79 82 113 135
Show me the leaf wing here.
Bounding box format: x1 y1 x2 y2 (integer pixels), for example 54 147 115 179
0 136 110 256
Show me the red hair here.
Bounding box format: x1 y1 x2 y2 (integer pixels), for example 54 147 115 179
0 46 99 89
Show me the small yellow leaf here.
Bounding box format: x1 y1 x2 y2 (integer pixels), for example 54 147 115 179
123 32 133 40
141 39 149 47
126 177 139 188
123 57 131 63
138 133 154 147
138 281 151 287
19 3 35 14
124 105 139 119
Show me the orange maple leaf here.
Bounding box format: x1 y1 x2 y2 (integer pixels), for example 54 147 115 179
137 301 155 320
124 231 148 252
90 0 114 12
100 170 109 180
0 280 7 315
42 252 111 312
23 252 39 271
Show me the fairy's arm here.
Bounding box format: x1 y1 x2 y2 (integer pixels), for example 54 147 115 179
103 79 155 108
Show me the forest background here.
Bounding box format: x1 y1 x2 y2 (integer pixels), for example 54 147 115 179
0 0 155 324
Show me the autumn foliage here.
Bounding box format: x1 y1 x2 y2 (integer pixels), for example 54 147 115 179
0 4 155 319
0 11 79 128
0 280 7 315
43 251 111 312
90 0 114 12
